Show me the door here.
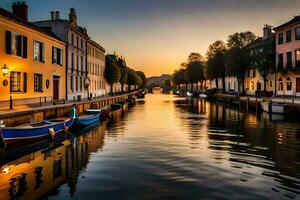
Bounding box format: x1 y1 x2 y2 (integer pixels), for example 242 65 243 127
296 78 300 93
257 82 261 92
53 78 59 100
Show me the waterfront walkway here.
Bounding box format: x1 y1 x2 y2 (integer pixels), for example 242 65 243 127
0 92 137 117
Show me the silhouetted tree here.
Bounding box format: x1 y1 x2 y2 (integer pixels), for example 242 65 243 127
127 70 142 91
184 53 205 90
136 71 147 88
104 62 121 96
117 58 128 93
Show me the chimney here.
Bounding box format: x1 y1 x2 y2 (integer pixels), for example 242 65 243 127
12 1 28 21
69 8 77 25
55 11 60 20
263 24 273 40
50 11 55 20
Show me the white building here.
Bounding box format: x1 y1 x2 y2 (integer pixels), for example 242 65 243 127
34 9 89 100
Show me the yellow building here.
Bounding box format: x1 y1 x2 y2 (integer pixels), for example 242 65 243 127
0 3 66 108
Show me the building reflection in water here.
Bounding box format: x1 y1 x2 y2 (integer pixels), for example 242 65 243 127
174 97 300 197
0 123 106 200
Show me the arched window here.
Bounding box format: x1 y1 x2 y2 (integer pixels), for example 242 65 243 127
286 77 292 91
278 77 283 91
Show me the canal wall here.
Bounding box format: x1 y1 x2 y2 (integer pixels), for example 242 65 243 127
0 92 137 127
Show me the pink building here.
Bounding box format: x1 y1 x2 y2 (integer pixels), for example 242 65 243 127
274 16 300 96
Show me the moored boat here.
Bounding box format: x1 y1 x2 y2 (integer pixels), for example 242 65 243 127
261 101 285 114
0 117 74 146
74 109 101 126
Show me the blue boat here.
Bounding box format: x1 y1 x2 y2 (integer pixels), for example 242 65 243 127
73 109 101 126
0 116 74 146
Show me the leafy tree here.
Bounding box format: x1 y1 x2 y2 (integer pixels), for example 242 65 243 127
136 71 147 88
104 62 121 96
117 58 128 93
206 40 227 91
225 31 257 94
127 70 142 91
172 68 186 90
184 53 205 90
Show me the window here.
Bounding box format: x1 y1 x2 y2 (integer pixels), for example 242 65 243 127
278 33 283 44
10 71 21 92
287 51 292 68
34 41 44 62
71 53 74 72
270 80 273 87
296 27 300 40
76 77 78 91
278 53 283 69
80 77 82 91
6 31 27 58
286 30 292 43
52 47 63 65
70 76 73 91
77 37 79 47
34 74 43 92
77 55 79 74
71 33 74 45
278 77 283 91
251 81 254 90
286 77 292 91
81 56 84 73
81 39 83 49
296 50 300 68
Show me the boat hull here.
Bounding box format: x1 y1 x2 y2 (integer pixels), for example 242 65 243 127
261 102 285 114
0 117 74 146
75 112 100 126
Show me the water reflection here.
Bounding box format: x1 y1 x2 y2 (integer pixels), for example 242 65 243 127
0 121 106 200
0 94 299 200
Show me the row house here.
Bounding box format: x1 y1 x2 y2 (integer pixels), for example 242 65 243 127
274 16 300 96
87 39 106 98
34 8 90 101
244 25 275 96
0 2 66 107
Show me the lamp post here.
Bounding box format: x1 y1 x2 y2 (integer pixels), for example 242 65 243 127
1 64 12 110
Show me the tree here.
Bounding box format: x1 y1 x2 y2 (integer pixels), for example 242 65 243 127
254 36 275 93
117 58 128 93
104 62 121 96
225 31 257 94
206 40 227 91
172 68 186 90
184 53 205 90
127 70 142 91
136 71 147 88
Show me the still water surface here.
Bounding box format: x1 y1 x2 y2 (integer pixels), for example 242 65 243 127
0 94 299 200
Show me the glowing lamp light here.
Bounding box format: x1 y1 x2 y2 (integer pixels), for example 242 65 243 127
186 91 193 97
1 64 9 77
2 165 10 174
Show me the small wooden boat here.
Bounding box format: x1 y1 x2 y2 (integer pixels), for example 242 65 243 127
0 117 74 146
74 109 101 126
261 101 285 114
111 103 123 110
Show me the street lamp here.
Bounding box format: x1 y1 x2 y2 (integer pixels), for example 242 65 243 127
1 64 12 110
1 64 9 77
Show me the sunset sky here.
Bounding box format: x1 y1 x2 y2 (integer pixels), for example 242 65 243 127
1 0 300 76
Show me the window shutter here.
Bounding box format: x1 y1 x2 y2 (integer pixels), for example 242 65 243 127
5 31 12 54
16 35 22 56
52 46 55 64
22 36 27 58
40 43 44 62
23 72 27 93
59 49 63 65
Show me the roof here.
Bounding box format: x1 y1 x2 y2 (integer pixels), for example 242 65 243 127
0 7 65 43
274 15 300 30
88 39 105 52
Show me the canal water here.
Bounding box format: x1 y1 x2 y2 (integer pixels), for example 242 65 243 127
0 93 299 200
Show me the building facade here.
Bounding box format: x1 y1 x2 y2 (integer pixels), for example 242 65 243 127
34 8 89 100
244 25 275 96
274 16 300 96
87 39 106 98
0 3 66 107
